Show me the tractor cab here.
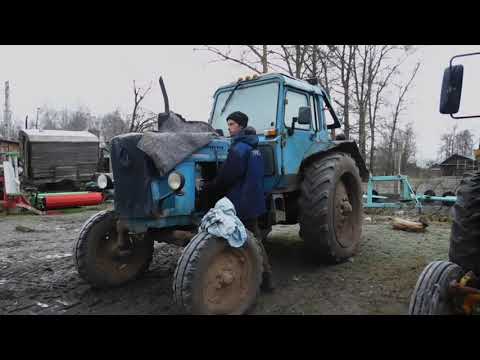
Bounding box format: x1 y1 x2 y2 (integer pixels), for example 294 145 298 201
208 73 359 193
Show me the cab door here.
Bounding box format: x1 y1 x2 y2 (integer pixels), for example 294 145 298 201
281 88 316 180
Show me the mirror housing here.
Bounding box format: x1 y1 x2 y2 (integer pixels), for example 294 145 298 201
439 64 463 114
297 106 312 125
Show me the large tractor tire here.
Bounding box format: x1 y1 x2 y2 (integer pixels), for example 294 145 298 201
74 210 154 288
449 172 480 274
409 261 464 315
173 231 263 315
299 152 363 263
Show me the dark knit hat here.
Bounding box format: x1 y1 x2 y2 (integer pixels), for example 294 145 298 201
226 111 248 128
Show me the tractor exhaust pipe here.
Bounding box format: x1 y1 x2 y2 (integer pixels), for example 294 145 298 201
157 76 170 130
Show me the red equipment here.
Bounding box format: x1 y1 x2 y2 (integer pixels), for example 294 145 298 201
43 192 104 210
0 175 43 214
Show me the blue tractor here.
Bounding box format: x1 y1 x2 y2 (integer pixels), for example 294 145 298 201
74 73 369 314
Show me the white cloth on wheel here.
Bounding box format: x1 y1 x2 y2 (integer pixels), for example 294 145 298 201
199 197 247 248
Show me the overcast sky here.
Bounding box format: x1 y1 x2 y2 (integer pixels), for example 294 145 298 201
1 45 479 164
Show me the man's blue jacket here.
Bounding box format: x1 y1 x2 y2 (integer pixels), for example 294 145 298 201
207 129 266 221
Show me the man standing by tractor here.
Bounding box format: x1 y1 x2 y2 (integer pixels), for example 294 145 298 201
203 111 274 291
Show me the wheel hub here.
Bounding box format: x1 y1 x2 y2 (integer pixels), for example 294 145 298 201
96 231 144 274
204 248 251 314
216 270 235 288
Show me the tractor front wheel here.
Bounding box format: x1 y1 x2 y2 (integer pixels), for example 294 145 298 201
74 210 154 288
299 152 362 263
409 261 464 315
173 231 263 315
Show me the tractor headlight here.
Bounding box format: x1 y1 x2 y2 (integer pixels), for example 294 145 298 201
168 172 185 191
97 174 108 189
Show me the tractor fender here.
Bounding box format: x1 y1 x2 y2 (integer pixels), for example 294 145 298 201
300 140 369 181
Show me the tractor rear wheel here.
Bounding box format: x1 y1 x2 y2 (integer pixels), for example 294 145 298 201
299 152 362 263
173 231 263 315
409 261 464 315
74 210 154 288
449 172 480 274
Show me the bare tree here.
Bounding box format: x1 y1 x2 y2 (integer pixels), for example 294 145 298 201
39 107 59 130
351 45 407 161
367 51 411 171
129 80 153 132
386 62 420 174
323 45 356 139
196 45 272 74
268 45 310 78
375 122 417 175
351 45 371 159
197 45 318 80
101 110 128 142
399 123 417 172
455 129 475 157
438 125 475 159
65 108 92 131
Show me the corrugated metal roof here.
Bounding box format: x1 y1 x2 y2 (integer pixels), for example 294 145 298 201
0 136 19 144
20 129 99 143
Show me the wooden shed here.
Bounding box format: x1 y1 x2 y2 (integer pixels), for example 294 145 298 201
439 154 478 176
0 136 20 153
18 129 100 186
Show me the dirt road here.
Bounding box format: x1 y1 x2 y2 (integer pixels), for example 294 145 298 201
0 205 451 315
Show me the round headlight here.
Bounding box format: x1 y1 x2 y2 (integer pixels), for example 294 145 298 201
97 174 108 189
168 172 185 191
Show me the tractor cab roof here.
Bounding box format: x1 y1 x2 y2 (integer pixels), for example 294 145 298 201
214 72 331 100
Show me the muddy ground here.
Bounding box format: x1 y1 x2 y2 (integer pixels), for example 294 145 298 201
0 204 452 315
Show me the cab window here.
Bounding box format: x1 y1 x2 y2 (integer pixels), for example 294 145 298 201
284 90 311 130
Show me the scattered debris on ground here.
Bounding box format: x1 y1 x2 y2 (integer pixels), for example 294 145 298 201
392 217 428 232
14 225 36 233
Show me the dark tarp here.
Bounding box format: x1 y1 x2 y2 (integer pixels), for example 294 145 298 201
136 112 217 176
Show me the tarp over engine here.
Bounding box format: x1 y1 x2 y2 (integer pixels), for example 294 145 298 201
136 112 218 176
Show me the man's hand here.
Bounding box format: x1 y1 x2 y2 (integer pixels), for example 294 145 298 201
197 179 214 193
196 178 206 192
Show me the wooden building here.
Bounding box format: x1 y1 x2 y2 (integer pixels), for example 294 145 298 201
18 129 100 186
439 154 478 176
0 136 20 153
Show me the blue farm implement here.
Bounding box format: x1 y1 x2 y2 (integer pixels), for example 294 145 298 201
363 175 457 212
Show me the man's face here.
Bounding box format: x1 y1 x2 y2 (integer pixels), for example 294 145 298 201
227 119 242 137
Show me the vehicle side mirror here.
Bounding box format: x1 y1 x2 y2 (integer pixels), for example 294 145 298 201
440 64 463 114
297 106 312 125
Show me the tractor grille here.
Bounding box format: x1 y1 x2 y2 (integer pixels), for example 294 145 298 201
110 133 159 218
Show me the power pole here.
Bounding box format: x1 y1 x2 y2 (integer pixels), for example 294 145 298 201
3 81 11 138
36 107 40 129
